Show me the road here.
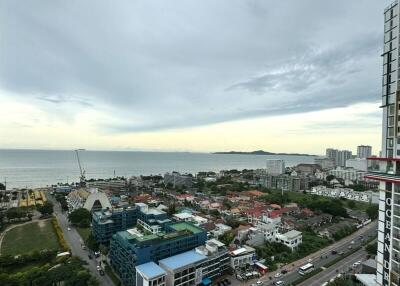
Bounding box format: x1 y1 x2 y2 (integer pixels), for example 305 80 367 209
235 220 377 286
49 195 115 286
298 248 366 286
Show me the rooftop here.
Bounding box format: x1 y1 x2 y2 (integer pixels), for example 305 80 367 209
169 222 203 234
136 262 166 279
281 230 302 239
159 250 207 270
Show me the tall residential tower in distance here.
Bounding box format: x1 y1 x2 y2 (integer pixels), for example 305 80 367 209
357 145 372 159
365 1 400 286
266 159 285 175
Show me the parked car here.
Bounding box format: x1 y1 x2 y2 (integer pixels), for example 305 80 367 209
275 281 285 286
88 254 92 259
99 270 105 276
281 270 288 274
96 265 102 271
274 272 282 278
331 250 337 255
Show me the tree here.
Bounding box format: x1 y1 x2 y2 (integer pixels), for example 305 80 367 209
365 241 378 256
0 183 5 190
37 201 54 216
326 175 335 182
347 200 356 209
366 204 379 220
85 233 99 251
68 208 91 227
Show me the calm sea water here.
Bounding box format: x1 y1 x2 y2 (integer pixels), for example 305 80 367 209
0 150 316 189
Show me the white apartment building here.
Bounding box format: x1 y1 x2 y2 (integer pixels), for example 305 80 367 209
230 245 256 269
266 159 285 175
357 145 372 159
314 157 335 169
275 230 302 251
346 158 368 171
338 150 352 168
328 167 365 181
310 186 379 204
136 262 167 286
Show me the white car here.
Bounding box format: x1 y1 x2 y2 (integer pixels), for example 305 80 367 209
353 262 361 268
67 227 71 231
256 281 263 285
96 265 102 271
275 281 285 286
274 272 282 278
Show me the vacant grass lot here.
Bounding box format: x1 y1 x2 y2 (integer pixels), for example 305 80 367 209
1 220 60 256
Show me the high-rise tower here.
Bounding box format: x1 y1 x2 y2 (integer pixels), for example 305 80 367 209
365 2 400 285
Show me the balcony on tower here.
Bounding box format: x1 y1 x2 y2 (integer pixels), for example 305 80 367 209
364 157 400 183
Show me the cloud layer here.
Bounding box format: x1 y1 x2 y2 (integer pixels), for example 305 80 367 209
0 0 388 134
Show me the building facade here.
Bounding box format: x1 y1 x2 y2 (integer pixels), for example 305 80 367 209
92 203 171 245
357 145 372 159
266 159 285 175
346 158 368 171
364 2 400 285
109 222 207 286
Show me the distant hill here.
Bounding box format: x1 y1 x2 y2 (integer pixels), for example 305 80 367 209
213 150 315 156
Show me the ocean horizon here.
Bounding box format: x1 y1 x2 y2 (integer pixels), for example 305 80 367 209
0 149 316 189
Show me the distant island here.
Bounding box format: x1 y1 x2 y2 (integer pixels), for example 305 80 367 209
213 150 316 156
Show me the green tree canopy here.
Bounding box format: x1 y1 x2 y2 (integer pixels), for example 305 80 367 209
68 208 91 227
37 201 54 216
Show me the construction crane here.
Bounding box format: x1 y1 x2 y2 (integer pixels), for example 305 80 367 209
74 149 86 187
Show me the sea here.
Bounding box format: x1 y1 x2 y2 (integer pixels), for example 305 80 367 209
0 149 316 189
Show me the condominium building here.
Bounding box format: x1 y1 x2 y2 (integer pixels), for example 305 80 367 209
364 2 400 285
357 145 372 159
266 159 285 175
109 222 207 286
338 150 352 168
326 148 353 167
92 203 171 245
326 148 339 167
314 157 335 169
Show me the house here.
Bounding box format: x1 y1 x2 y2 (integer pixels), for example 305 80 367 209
275 230 302 251
212 223 232 237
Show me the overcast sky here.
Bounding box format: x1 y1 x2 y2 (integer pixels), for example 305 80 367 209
0 0 392 154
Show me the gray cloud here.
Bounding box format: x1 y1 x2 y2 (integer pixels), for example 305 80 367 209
0 0 390 132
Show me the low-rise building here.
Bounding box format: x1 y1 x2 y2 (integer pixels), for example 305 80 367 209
136 262 167 286
310 186 379 203
275 230 302 251
328 167 365 181
230 245 256 269
135 239 229 286
211 223 232 238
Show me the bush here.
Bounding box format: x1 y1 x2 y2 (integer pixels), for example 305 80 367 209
51 218 69 251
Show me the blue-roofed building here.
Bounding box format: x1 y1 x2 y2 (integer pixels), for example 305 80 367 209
136 262 166 286
159 250 207 286
109 222 207 286
158 239 230 286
